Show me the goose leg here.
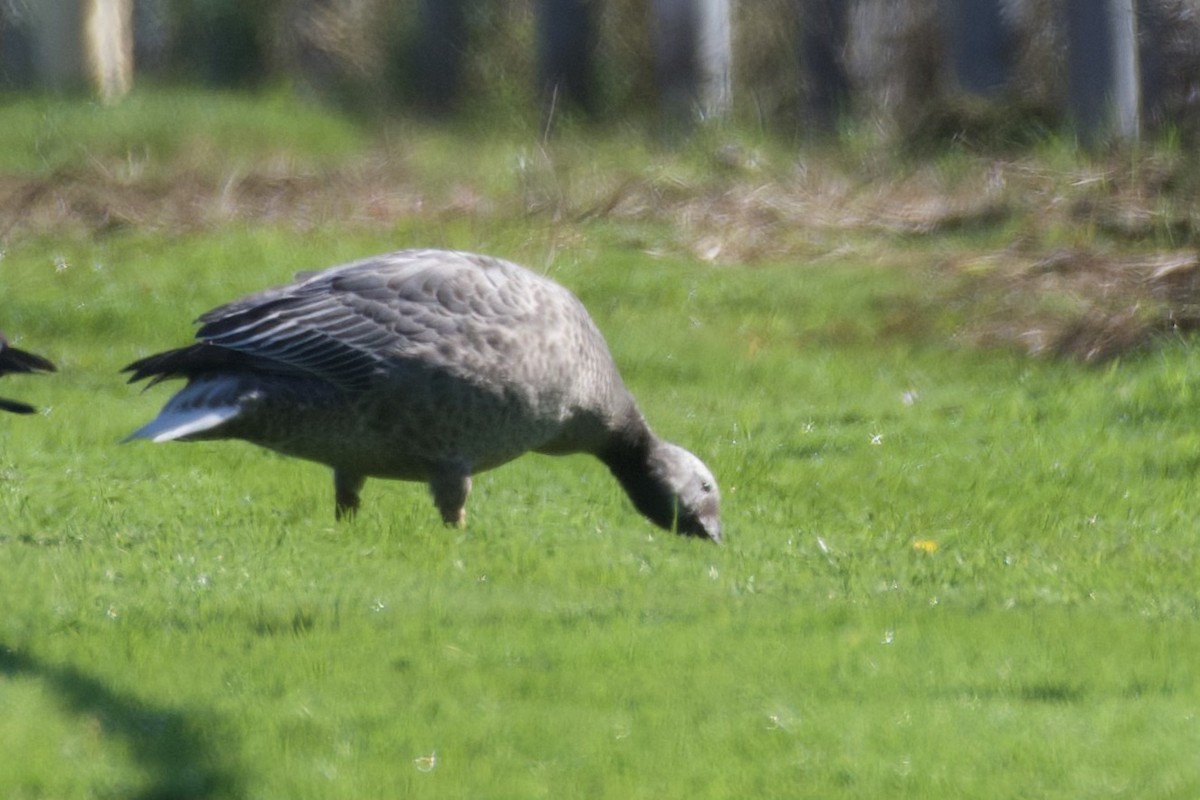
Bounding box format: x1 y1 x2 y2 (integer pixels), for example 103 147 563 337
430 469 471 528
334 470 365 520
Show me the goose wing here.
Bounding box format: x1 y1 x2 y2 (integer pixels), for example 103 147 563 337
192 255 434 390
194 250 533 389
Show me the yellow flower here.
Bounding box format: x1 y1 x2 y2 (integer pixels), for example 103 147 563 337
912 539 939 554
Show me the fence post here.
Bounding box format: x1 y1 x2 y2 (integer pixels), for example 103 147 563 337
795 0 850 134
651 0 731 129
537 0 596 122
696 0 730 120
86 0 133 102
1065 0 1139 142
415 0 467 112
948 0 1008 96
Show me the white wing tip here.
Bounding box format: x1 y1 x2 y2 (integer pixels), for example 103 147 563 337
122 406 240 444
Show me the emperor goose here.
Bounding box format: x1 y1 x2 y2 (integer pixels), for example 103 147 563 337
123 249 721 541
0 334 55 414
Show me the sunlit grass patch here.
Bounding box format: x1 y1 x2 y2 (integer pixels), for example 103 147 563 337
0 87 366 176
4 224 1200 798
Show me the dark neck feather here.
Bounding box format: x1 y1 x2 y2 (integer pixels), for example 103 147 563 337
599 422 677 532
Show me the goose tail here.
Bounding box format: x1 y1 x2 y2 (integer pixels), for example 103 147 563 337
121 376 250 443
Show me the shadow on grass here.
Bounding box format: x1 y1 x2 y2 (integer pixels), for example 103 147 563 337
0 644 241 800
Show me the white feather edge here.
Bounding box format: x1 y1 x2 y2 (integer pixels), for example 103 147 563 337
121 405 241 443
121 376 249 444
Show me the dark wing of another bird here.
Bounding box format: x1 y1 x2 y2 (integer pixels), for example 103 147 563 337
0 333 55 414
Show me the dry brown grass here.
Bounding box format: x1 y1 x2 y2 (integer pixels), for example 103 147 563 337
944 247 1200 362
0 165 391 240
5 135 1200 363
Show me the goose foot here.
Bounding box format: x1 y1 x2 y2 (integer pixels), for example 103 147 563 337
431 470 471 529
334 470 365 520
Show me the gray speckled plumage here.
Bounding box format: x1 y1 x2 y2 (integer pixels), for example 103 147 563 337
0 333 55 415
123 249 721 540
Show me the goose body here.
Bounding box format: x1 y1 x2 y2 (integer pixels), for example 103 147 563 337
0 334 55 414
123 249 721 540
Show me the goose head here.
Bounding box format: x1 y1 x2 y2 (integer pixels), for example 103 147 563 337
645 440 722 542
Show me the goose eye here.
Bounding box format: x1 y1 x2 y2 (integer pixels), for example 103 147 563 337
700 480 713 493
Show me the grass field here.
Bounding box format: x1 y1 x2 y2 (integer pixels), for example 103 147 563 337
2 90 1200 799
